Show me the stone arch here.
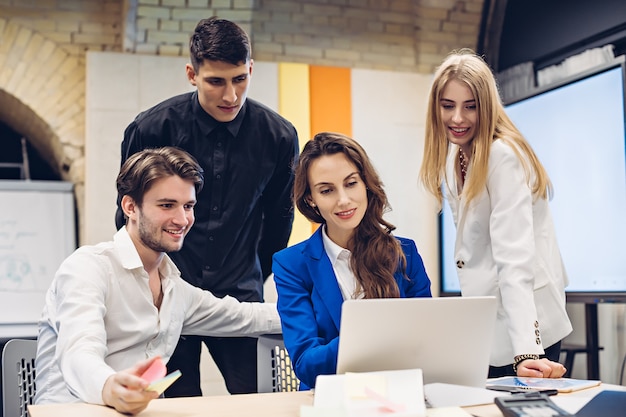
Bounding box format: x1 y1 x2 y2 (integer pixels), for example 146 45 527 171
0 18 85 235
0 90 63 178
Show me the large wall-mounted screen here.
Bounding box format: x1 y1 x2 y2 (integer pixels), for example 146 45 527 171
440 61 626 302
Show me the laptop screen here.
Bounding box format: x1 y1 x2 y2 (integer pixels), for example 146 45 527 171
336 296 497 387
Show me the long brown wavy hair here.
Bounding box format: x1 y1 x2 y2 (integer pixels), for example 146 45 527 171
294 132 405 298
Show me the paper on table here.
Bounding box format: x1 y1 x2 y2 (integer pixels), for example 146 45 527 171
364 386 407 413
314 369 426 416
550 396 597 415
345 372 387 399
343 372 407 412
425 407 473 417
423 383 505 408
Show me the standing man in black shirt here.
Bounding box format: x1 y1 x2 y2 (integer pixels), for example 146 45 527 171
115 16 299 396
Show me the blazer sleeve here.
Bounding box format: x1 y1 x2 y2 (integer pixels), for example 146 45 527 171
487 142 542 356
272 249 339 389
398 238 432 298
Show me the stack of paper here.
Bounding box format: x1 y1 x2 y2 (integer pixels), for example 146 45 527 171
423 383 503 408
304 369 426 417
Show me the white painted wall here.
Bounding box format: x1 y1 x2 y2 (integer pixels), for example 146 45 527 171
351 68 439 295
85 52 193 245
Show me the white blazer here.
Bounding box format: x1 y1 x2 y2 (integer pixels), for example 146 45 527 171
445 139 572 366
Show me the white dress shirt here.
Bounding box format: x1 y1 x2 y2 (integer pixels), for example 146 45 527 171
321 226 363 300
35 227 280 405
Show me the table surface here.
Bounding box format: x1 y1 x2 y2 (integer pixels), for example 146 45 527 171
29 391 314 417
28 384 626 417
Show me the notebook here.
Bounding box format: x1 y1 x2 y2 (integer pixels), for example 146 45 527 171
486 376 601 393
336 296 497 388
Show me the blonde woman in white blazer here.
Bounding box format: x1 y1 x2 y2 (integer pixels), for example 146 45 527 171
420 49 572 379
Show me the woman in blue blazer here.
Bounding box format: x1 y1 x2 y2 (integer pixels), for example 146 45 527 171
272 132 432 390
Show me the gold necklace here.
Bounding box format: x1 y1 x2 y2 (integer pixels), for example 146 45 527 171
459 149 469 181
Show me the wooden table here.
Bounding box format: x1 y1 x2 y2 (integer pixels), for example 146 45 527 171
464 384 626 417
28 384 626 417
28 391 314 417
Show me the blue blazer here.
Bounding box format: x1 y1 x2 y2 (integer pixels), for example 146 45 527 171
272 227 432 389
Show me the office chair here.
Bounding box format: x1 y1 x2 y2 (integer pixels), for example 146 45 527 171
257 334 299 392
560 343 604 378
2 339 37 417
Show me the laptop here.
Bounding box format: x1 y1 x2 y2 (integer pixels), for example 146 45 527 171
336 296 497 388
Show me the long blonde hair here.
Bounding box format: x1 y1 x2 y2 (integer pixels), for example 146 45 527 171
420 48 552 208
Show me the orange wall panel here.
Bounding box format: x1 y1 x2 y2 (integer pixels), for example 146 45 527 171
309 66 352 138
308 66 352 234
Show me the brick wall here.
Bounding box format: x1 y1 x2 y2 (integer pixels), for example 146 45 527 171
124 0 484 73
0 1 123 57
0 0 484 241
251 0 483 73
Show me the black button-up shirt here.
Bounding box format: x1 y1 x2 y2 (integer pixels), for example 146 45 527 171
116 91 299 302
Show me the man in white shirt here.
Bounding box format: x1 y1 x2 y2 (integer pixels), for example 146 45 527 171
35 147 281 415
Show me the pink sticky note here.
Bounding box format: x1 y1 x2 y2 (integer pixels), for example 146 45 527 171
141 357 167 383
364 386 406 413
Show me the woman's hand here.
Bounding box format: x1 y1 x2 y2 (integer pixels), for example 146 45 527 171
516 358 567 378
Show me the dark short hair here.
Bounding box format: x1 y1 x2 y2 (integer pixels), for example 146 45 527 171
117 147 204 207
189 16 251 71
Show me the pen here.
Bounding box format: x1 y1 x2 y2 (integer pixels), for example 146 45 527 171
512 388 558 396
512 378 558 395
487 386 558 396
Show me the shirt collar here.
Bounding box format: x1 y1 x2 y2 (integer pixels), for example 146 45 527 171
191 90 247 138
113 227 180 278
321 225 351 265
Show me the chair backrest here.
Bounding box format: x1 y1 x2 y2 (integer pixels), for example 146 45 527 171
256 334 299 392
2 339 37 417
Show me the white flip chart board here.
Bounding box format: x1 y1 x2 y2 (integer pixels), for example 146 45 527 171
0 181 75 337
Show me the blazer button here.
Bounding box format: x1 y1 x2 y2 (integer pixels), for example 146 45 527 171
536 338 541 345
456 260 465 268
534 321 539 328
535 329 540 337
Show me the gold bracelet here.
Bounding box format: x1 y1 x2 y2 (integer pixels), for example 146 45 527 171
512 354 540 373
